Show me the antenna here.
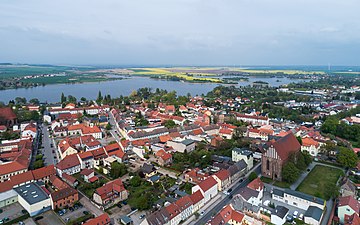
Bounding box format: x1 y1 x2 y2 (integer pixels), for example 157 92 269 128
328 63 331 71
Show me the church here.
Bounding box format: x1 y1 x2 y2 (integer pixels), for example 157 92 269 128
261 133 301 181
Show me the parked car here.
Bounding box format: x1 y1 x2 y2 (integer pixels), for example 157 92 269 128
139 215 145 219
83 211 89 215
200 211 205 216
299 213 304 220
293 211 299 218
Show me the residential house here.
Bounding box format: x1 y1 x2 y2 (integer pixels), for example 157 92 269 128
189 190 204 213
80 168 95 183
56 154 81 177
50 187 79 210
232 148 254 171
141 163 157 178
340 178 357 198
271 206 289 225
206 204 245 225
83 213 111 225
301 137 320 157
338 195 360 224
167 139 196 153
304 206 324 225
93 179 128 208
155 149 173 166
192 177 218 203
212 169 231 191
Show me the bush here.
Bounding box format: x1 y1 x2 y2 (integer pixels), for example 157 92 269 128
249 172 258 181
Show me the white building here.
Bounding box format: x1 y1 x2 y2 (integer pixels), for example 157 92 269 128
271 206 289 225
167 139 196 153
304 206 324 225
272 189 325 211
191 177 218 203
14 182 51 216
232 148 253 171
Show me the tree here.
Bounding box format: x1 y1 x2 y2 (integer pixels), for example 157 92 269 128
29 98 40 105
61 92 66 103
105 123 112 130
110 162 127 178
249 172 258 181
97 91 103 103
130 175 142 187
34 160 44 169
164 120 176 128
282 162 300 183
296 136 302 145
337 147 358 168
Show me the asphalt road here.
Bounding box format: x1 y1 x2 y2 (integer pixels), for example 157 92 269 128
41 124 59 165
194 165 261 225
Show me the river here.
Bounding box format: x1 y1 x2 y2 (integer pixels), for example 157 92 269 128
0 76 304 103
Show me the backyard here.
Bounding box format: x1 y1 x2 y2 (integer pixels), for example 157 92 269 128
296 165 344 199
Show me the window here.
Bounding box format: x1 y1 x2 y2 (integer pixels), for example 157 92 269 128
266 160 270 170
293 202 297 206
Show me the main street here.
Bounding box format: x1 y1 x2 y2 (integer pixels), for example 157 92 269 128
193 164 262 225
41 123 59 166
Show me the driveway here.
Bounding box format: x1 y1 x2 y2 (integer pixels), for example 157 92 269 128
79 193 104 217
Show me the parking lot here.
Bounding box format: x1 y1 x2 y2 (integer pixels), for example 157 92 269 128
0 203 26 222
36 210 63 225
57 202 90 223
262 187 307 221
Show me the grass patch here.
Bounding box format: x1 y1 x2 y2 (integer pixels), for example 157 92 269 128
296 165 344 199
67 214 94 225
274 181 291 188
260 176 274 184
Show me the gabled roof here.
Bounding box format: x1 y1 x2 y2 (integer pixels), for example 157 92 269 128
304 206 323 221
10 171 34 186
32 165 56 180
189 190 204 205
247 177 264 191
83 213 110 225
206 204 244 224
198 177 217 192
50 187 78 202
339 195 360 213
213 169 230 181
56 154 80 170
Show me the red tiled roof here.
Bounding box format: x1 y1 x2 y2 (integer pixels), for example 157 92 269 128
95 179 126 200
56 154 80 170
198 177 217 192
80 168 93 176
0 161 27 176
302 137 320 147
10 171 34 186
269 133 301 161
32 165 56 180
189 190 204 205
159 135 172 143
89 176 99 183
50 187 78 202
247 177 264 191
0 107 17 120
62 173 77 185
83 213 110 225
339 196 360 213
207 204 244 224
50 175 69 190
213 169 230 181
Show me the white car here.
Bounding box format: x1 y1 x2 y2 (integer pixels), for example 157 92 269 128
223 191 230 195
200 211 205 216
263 200 270 207
299 213 304 220
293 211 299 218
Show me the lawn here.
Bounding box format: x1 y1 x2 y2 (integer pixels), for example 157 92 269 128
296 165 344 199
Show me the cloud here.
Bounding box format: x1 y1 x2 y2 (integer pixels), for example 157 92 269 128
0 0 359 65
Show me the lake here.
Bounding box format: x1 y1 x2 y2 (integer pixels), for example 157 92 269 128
0 76 304 103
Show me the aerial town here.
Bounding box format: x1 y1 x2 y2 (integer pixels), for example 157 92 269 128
0 78 359 225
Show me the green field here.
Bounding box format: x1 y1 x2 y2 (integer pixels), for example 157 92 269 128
296 165 344 199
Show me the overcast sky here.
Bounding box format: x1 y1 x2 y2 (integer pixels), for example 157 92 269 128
0 0 359 66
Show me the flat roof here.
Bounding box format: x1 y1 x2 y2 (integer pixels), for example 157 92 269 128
14 182 49 205
0 189 17 201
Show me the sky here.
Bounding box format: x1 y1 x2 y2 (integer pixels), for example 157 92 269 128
0 0 359 66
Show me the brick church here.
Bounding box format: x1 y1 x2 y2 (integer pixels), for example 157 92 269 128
261 133 301 181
